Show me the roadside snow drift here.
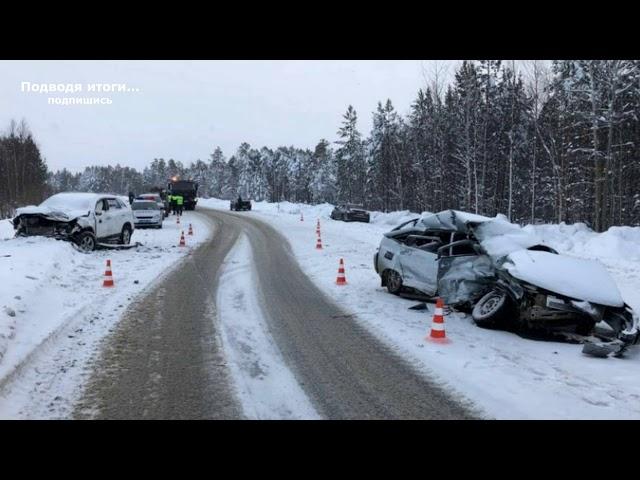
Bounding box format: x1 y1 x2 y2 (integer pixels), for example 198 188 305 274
199 198 640 419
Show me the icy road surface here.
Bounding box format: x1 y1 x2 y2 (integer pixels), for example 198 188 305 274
199 199 640 420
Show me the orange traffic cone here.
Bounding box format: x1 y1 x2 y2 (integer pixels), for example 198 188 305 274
427 298 449 343
176 215 181 225
316 219 321 234
335 258 347 285
103 259 115 288
316 232 323 250
188 223 193 235
179 231 186 247
300 211 304 222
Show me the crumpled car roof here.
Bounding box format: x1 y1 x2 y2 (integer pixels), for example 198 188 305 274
417 210 547 259
418 210 492 233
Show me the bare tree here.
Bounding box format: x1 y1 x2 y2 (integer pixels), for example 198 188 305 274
523 60 550 223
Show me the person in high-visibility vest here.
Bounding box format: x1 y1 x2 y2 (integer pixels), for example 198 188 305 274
169 194 178 215
175 194 184 216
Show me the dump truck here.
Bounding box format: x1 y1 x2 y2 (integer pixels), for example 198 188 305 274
167 178 199 211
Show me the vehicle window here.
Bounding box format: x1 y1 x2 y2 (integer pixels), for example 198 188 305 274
405 235 441 248
395 234 410 244
452 232 469 242
107 198 121 209
417 240 442 253
132 201 159 210
451 242 477 256
439 238 478 257
95 199 107 213
117 198 128 209
424 230 454 244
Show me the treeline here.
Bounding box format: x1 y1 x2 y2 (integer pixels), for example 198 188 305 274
0 120 49 218
19 60 640 231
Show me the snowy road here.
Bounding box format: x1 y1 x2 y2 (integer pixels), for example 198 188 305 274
75 211 241 419
75 209 474 419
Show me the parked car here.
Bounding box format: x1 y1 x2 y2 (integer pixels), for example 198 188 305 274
12 192 135 252
330 204 370 223
136 193 167 218
131 200 164 229
230 198 252 211
374 209 640 356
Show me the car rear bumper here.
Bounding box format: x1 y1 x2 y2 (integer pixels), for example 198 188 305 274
134 219 162 227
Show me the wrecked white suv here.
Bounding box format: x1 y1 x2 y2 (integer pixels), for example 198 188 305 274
374 210 640 357
13 192 135 252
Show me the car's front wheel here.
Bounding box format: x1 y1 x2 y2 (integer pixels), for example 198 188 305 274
472 290 509 328
386 269 403 295
75 231 96 252
120 225 132 245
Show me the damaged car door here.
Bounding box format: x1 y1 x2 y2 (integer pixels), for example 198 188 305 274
436 234 495 307
94 199 115 240
397 232 443 296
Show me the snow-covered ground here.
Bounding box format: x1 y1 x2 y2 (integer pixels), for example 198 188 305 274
216 235 319 419
200 198 640 419
4 195 640 419
0 213 211 419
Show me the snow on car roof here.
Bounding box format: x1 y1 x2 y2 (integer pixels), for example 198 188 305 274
416 210 547 258
473 215 544 258
418 210 492 232
39 192 114 209
16 192 118 219
504 249 624 307
47 192 108 200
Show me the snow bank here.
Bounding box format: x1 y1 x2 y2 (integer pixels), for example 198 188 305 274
527 223 640 262
197 197 424 228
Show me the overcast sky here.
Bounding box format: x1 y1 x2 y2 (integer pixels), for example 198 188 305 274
0 60 464 172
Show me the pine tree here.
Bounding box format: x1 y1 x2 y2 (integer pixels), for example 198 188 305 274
335 105 365 204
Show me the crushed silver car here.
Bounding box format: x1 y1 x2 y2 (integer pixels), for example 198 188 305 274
12 192 136 252
374 209 640 356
